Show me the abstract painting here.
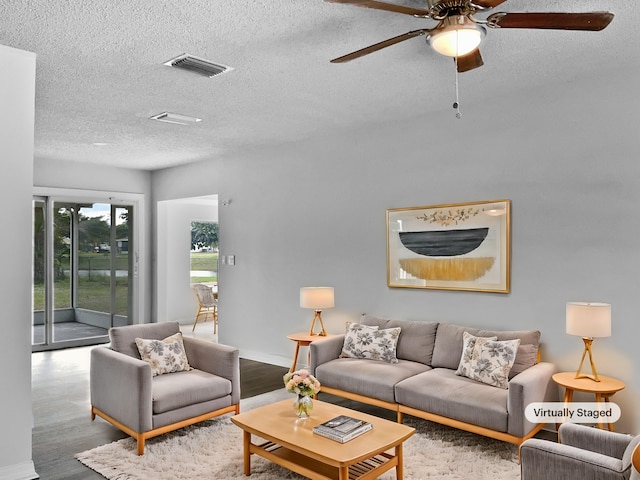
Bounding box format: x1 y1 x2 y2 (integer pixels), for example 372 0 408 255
387 200 511 293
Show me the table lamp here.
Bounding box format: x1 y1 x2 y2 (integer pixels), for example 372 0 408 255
566 302 611 382
300 287 334 336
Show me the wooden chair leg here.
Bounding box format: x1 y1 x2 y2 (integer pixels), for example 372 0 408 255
192 306 202 331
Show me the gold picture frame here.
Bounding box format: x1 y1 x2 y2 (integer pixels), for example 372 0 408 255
387 199 511 293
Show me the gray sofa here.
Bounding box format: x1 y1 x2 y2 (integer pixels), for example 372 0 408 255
90 322 240 454
310 315 558 447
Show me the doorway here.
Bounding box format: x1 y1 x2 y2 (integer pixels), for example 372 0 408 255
32 198 134 351
156 195 218 326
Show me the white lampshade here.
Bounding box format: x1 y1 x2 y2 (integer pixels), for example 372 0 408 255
427 17 486 58
300 287 334 310
566 302 611 338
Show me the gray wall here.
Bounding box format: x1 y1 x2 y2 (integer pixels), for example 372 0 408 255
153 69 640 434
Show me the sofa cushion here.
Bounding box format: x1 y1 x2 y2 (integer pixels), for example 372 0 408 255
340 322 401 364
135 332 193 377
432 323 540 371
455 331 497 378
460 337 520 389
510 343 539 379
395 368 509 433
109 322 181 359
152 369 232 414
361 314 438 365
315 358 431 403
359 314 388 329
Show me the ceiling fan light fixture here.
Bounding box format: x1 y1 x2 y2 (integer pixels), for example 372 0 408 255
427 16 486 57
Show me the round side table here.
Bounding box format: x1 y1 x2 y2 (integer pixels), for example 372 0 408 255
552 371 625 431
286 332 331 373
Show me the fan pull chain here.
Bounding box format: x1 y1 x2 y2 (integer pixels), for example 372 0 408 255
453 57 462 119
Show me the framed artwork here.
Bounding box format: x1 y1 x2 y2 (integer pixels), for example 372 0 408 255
386 199 511 293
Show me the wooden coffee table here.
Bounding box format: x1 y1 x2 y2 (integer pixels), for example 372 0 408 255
230 398 415 480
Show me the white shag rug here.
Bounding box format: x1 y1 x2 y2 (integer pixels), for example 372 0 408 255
76 390 521 479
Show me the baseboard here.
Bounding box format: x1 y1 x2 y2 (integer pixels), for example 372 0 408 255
0 460 38 480
239 349 291 369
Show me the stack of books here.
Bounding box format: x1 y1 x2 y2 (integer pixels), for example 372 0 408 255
312 415 373 443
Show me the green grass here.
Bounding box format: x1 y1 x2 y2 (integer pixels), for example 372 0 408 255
190 252 218 284
190 275 217 284
56 252 130 270
190 252 219 270
33 277 71 310
77 253 130 270
33 275 129 315
33 252 217 314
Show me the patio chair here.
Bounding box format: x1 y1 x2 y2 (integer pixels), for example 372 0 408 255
90 321 240 454
193 283 218 333
521 422 640 480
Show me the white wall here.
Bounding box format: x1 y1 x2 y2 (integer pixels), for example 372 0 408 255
0 44 37 480
153 67 640 434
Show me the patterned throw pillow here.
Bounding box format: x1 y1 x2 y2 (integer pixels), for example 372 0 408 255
340 322 401 364
135 332 193 376
455 332 497 378
466 337 521 389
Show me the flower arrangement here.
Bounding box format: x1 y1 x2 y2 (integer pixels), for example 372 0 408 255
283 369 321 397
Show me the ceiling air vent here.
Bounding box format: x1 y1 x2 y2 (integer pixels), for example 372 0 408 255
164 54 233 78
149 112 202 125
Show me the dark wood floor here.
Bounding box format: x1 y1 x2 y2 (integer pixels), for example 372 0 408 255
31 345 290 480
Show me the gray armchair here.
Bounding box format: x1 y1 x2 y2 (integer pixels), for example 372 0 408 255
90 322 240 455
521 422 640 480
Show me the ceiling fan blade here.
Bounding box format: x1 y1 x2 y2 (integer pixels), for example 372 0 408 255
456 49 484 72
330 29 430 63
486 12 614 31
471 0 508 9
324 0 430 18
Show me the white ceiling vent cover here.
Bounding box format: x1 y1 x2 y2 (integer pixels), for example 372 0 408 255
164 54 233 78
150 112 202 125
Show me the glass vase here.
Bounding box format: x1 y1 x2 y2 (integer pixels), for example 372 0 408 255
293 394 313 418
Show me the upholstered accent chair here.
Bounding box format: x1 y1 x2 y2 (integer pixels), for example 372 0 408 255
521 422 640 480
90 322 240 454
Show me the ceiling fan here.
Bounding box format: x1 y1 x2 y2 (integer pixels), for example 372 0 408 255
326 0 614 72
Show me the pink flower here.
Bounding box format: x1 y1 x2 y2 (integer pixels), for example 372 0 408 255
283 369 321 396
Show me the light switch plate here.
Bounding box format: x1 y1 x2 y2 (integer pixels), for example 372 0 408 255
228 255 235 266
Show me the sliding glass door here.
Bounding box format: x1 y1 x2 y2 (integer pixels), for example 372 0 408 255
32 198 133 351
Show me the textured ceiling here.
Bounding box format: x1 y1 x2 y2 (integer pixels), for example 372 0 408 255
0 0 635 170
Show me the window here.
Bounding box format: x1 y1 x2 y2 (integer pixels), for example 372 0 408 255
32 199 134 350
